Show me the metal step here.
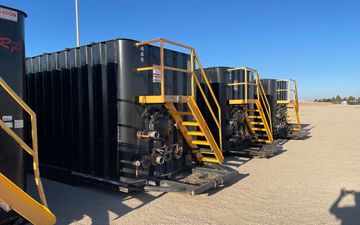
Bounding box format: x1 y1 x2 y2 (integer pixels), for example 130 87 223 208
248 116 262 119
182 121 199 126
199 150 215 155
257 139 271 143
252 127 267 131
178 111 193 116
250 122 264 125
201 157 220 163
192 140 211 146
187 131 205 136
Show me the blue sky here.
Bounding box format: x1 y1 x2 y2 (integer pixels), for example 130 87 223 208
2 0 359 100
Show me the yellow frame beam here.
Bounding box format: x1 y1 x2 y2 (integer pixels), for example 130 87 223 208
0 174 56 225
229 99 257 105
0 76 56 224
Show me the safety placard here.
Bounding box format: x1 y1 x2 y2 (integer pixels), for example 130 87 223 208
233 80 239 91
14 120 24 128
152 66 162 83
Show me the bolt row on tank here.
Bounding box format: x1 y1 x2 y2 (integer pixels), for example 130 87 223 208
0 5 306 225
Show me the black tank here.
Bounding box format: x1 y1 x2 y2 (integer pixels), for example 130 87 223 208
197 67 256 151
25 39 193 191
0 5 27 222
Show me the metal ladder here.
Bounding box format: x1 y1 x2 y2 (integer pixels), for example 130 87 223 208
228 67 273 144
0 77 56 225
277 79 301 131
136 38 224 164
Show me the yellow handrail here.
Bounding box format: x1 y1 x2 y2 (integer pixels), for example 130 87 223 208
135 38 222 150
0 77 48 208
276 79 301 129
256 74 272 133
227 67 272 133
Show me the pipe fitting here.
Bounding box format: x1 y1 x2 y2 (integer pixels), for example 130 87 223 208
136 130 160 140
155 155 164 165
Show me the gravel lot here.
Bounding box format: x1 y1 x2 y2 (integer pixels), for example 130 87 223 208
30 104 360 225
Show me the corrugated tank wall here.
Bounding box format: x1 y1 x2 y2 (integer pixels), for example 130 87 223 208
25 39 193 186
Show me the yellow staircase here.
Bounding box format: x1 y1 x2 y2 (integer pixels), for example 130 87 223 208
276 79 301 131
0 77 56 225
136 38 224 164
228 67 273 144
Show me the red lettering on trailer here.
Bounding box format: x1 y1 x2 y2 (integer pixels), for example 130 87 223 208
0 9 16 17
0 37 11 50
0 37 22 52
0 7 18 21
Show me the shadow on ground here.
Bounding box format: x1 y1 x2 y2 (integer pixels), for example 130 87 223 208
27 177 164 225
207 169 249 196
330 189 360 225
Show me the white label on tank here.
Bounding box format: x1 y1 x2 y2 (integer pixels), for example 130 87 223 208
2 115 12 122
0 7 18 22
4 122 13 128
14 120 24 128
153 66 162 83
234 79 239 91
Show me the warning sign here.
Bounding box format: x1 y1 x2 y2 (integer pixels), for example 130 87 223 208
152 66 162 83
233 79 239 91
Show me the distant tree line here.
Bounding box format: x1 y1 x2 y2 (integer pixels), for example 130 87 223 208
314 95 360 104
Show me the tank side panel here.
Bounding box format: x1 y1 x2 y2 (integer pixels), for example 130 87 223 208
0 8 26 221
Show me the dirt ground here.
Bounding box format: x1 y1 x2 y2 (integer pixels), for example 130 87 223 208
29 104 360 225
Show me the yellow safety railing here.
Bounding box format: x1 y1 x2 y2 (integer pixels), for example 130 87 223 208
293 80 299 114
255 74 273 133
135 38 222 150
276 79 298 106
227 67 272 132
276 79 301 130
0 77 48 208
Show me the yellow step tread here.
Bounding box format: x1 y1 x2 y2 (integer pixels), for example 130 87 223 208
201 157 221 163
178 111 193 116
252 127 267 131
248 116 262 119
187 131 205 136
182 121 199 126
250 122 264 125
192 140 211 146
257 139 271 143
199 150 215 155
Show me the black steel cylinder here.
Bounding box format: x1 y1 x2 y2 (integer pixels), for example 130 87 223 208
0 5 27 221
